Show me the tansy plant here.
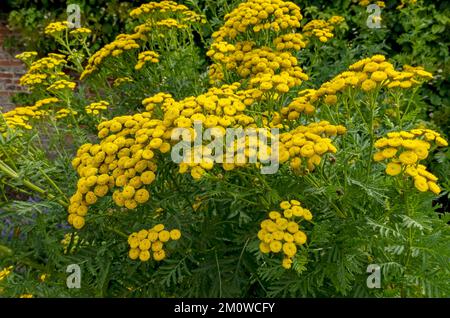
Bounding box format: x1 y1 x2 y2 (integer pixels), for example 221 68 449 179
0 0 448 298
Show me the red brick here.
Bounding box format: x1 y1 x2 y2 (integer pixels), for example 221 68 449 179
0 72 13 78
0 59 23 67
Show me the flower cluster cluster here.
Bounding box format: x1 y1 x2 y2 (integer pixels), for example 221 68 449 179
135 50 160 70
129 0 204 23
279 121 347 172
127 224 181 262
0 266 13 281
273 33 307 52
68 110 169 228
45 22 92 39
15 51 38 65
374 129 448 194
80 34 140 79
85 101 110 116
208 0 308 94
44 21 70 36
19 54 67 89
67 1 348 228
213 0 302 41
302 16 344 43
285 55 433 111
47 79 76 93
81 1 204 80
113 77 134 87
258 200 312 269
1 98 59 133
70 27 92 37
55 108 77 120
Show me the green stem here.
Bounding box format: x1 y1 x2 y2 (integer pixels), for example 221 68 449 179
366 90 378 178
401 179 414 298
38 167 68 201
105 226 128 239
0 159 68 207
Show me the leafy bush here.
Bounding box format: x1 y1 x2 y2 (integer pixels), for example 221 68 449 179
0 0 449 298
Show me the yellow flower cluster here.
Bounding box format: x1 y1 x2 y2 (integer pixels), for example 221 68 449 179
15 51 38 63
68 111 167 228
67 79 344 227
374 129 448 194
156 18 187 29
279 121 347 172
349 55 432 90
55 108 77 120
288 55 433 110
81 1 205 80
245 49 308 93
356 0 416 8
1 98 58 133
85 101 109 115
302 19 338 43
280 89 317 120
127 225 181 262
113 77 134 87
129 1 204 23
208 1 308 94
70 27 92 36
209 44 308 93
68 1 347 228
273 33 307 52
81 34 140 79
328 16 345 25
47 79 76 92
258 200 312 269
135 50 160 70
0 266 13 281
19 54 67 88
396 0 417 9
213 0 302 41
19 294 33 298
44 21 69 36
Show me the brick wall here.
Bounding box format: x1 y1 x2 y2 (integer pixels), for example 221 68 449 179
0 21 26 111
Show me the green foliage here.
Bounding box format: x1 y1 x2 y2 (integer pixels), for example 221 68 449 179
0 0 449 298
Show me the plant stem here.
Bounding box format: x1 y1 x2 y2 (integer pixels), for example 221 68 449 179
0 159 68 207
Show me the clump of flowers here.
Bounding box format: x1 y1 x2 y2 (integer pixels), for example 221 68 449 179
127 224 181 262
47 79 76 92
44 21 70 37
258 200 312 269
288 55 434 111
113 77 134 87
68 111 165 228
207 0 308 94
1 98 59 134
302 19 336 43
55 108 77 120
129 0 204 23
15 51 38 65
85 101 109 116
80 34 140 79
19 54 68 89
135 50 160 70
69 27 92 36
374 129 448 194
279 121 347 172
0 266 13 281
